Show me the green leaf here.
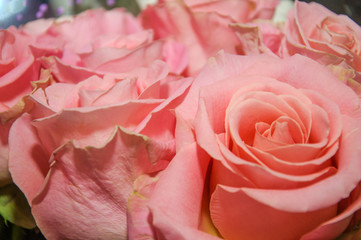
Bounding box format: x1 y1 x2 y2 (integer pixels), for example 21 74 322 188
0 184 36 229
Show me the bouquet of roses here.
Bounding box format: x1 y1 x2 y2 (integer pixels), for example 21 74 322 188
1 0 361 239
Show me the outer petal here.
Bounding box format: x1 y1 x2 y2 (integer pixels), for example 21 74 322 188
31 127 168 240
127 174 158 239
210 184 337 240
147 143 219 239
8 114 49 203
301 184 361 239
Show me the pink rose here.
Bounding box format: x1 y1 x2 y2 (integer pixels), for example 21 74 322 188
283 0 361 96
27 8 188 78
1 6 184 195
140 0 240 76
128 52 361 239
8 59 192 239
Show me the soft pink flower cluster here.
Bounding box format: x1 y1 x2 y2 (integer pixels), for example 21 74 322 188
1 0 361 239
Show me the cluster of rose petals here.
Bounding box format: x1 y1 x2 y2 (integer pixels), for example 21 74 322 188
0 6 193 238
1 8 152 188
233 0 361 99
284 1 361 68
283 0 361 96
0 27 53 187
0 6 188 186
128 52 361 240
139 0 279 76
8 59 192 239
24 8 188 79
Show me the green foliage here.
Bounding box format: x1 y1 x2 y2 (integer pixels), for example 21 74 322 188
73 0 141 16
0 184 35 229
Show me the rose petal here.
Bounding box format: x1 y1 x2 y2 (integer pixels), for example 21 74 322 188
228 116 361 212
210 184 337 240
31 126 167 239
32 100 163 152
127 174 159 239
8 114 49 203
40 56 103 83
148 143 212 236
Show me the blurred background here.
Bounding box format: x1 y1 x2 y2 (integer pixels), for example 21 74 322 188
0 0 142 29
0 0 360 29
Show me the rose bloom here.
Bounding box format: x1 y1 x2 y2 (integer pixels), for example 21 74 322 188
24 8 188 81
8 57 192 239
283 0 361 96
1 6 187 190
128 52 361 240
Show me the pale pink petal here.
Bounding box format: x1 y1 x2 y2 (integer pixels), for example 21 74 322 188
218 142 337 189
183 0 279 22
135 76 193 142
93 30 153 50
79 41 166 73
162 40 188 74
31 127 167 239
40 56 103 83
247 144 336 175
148 143 213 237
86 78 139 107
49 8 143 54
301 184 361 239
210 185 337 240
175 110 195 152
228 116 361 213
8 114 49 203
231 23 280 56
127 174 159 239
32 100 163 152
294 1 334 42
43 83 79 110
0 56 37 107
151 211 222 240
